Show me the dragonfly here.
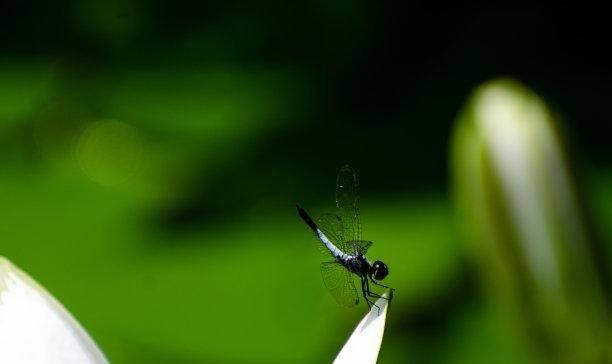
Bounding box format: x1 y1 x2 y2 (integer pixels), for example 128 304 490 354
296 165 392 310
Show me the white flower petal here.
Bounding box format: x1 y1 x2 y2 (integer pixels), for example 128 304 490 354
333 291 391 364
0 257 109 364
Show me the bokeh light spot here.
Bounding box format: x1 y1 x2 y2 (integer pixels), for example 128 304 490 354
76 119 143 186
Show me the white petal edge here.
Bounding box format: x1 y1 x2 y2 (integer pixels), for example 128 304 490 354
0 257 109 364
333 291 392 364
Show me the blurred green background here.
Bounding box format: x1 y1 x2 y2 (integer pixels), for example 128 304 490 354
2 3 612 363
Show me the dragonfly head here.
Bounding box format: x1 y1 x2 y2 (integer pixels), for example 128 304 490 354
371 260 388 280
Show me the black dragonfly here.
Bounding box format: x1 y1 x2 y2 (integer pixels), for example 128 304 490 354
297 165 393 310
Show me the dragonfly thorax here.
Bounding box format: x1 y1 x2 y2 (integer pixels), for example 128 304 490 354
343 254 371 277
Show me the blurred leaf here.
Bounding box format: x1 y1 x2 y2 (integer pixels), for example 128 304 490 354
0 61 56 130
102 68 306 141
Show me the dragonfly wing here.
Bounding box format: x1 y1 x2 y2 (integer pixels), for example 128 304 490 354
315 213 349 255
320 262 359 307
335 165 362 242
346 240 373 255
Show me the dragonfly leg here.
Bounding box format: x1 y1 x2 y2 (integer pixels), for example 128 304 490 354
360 277 377 309
367 291 391 302
367 291 385 299
364 278 390 301
369 276 394 293
363 277 382 313
366 291 390 311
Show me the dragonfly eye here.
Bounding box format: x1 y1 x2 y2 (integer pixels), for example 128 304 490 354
372 260 388 280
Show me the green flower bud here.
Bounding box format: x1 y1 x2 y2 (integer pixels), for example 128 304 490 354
451 79 609 363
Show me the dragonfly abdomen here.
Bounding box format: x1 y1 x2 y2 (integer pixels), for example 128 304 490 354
296 205 351 260
318 229 350 260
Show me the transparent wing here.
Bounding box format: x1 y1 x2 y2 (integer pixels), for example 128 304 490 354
346 240 373 255
315 213 348 254
335 165 361 242
316 213 345 245
320 262 359 307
